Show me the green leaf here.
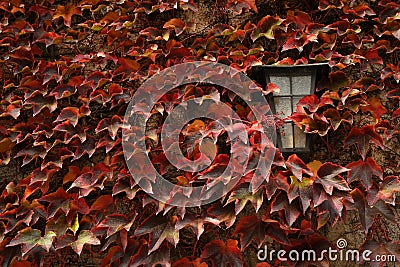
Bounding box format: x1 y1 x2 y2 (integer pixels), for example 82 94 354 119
71 230 101 255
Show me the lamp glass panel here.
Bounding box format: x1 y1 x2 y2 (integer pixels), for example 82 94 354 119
269 76 290 95
293 96 303 109
292 75 312 95
273 97 292 118
280 123 294 148
294 125 307 148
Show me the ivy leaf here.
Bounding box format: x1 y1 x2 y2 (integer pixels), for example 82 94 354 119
95 115 128 140
175 214 220 240
233 215 266 250
134 214 179 254
347 188 395 232
207 202 236 228
130 241 170 267
7 228 56 256
39 188 71 219
361 97 388 121
344 125 384 161
270 192 301 227
173 257 207 267
90 195 115 212
367 176 400 206
285 154 314 182
265 171 290 200
296 94 333 113
313 185 353 228
323 108 353 130
53 4 81 27
343 4 376 17
233 215 290 251
201 239 242 267
50 84 76 100
225 184 263 214
24 91 57 116
358 239 400 267
164 18 186 36
288 176 314 214
71 230 100 255
315 162 351 195
317 71 350 92
30 167 58 184
37 231 56 252
226 0 258 15
7 227 41 255
346 158 383 189
54 107 80 127
251 15 283 41
382 63 400 83
113 58 140 78
95 214 135 238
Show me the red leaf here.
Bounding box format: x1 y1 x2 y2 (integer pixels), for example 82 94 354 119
358 239 400 267
50 84 76 100
30 167 58 184
53 4 82 27
285 154 314 182
130 241 170 267
90 195 115 212
175 214 220 240
296 94 334 113
352 77 381 92
0 138 14 153
346 158 383 189
139 27 169 41
381 63 400 83
201 239 242 267
225 185 264 214
343 4 376 17
226 0 258 14
173 257 207 267
233 215 290 251
39 188 71 218
323 108 353 130
288 175 314 214
164 18 186 36
233 215 267 250
318 0 344 11
265 171 290 200
95 214 135 238
313 187 352 228
344 125 384 161
15 145 47 167
251 15 283 41
113 58 140 78
286 11 311 30
315 162 350 194
317 71 350 91
134 214 179 253
361 98 388 121
207 202 236 228
271 193 301 226
95 115 128 140
367 176 400 205
24 91 57 116
347 188 395 232
70 136 96 161
54 107 80 127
